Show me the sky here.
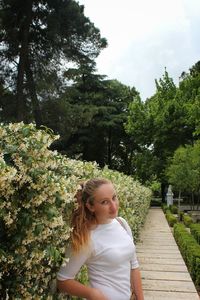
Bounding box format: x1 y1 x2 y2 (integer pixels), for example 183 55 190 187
78 0 200 100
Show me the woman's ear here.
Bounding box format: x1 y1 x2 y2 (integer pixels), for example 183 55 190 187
85 201 95 213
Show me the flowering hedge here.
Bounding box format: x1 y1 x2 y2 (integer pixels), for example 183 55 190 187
0 123 151 299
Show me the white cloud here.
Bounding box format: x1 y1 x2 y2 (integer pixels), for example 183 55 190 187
78 0 200 100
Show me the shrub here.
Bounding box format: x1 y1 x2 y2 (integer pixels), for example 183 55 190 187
165 211 178 227
0 123 80 299
165 208 171 214
0 122 152 299
174 223 200 287
196 258 200 289
190 224 200 245
161 204 168 213
169 205 178 214
183 214 194 227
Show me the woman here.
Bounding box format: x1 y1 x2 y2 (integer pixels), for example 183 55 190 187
57 178 144 300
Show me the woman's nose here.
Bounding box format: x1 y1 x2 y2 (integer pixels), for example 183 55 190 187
110 200 117 211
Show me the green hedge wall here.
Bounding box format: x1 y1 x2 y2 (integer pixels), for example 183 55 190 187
0 123 152 299
174 223 200 287
190 224 200 245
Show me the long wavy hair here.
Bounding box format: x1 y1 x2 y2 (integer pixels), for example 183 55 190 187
71 178 111 253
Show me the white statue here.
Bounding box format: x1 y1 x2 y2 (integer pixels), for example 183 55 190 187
166 184 174 206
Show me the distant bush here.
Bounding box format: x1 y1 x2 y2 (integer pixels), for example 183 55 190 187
183 214 194 227
161 204 168 213
169 205 178 214
165 211 178 227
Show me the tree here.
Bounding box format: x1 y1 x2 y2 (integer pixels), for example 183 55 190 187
126 68 198 199
126 71 177 190
50 74 139 172
178 61 200 137
166 141 200 208
0 0 107 124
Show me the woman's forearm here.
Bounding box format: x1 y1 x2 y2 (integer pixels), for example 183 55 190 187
57 279 93 298
131 268 144 300
57 279 108 300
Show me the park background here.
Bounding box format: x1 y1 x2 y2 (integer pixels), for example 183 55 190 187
0 0 200 298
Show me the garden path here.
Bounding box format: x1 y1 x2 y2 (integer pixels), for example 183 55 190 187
136 207 199 300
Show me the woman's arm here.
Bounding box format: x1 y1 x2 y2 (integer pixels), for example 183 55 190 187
131 268 144 300
57 279 108 300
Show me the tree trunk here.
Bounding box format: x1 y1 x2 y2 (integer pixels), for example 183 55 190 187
16 54 27 121
25 60 42 126
161 182 166 202
127 148 134 175
191 192 194 211
16 0 33 122
107 127 112 168
197 192 200 211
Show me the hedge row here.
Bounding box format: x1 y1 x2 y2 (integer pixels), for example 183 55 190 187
165 210 178 227
169 205 178 214
183 214 194 227
174 223 200 287
162 204 178 215
162 205 178 227
190 224 200 245
0 123 152 299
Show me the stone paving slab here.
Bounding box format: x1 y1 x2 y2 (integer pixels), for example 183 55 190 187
136 208 199 299
137 245 178 250
141 270 192 281
137 252 183 259
142 279 196 292
143 290 199 300
139 263 188 272
137 241 177 246
138 257 184 264
137 249 180 254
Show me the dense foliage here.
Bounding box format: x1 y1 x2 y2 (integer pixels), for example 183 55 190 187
166 141 200 207
1 0 200 202
126 63 200 200
0 0 141 175
0 123 151 299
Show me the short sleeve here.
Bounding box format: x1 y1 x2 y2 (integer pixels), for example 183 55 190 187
118 217 139 270
57 244 92 281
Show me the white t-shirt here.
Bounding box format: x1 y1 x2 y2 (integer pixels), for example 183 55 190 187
57 217 139 300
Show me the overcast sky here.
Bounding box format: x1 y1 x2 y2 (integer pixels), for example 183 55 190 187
78 0 200 100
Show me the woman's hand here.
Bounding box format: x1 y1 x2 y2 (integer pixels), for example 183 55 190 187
87 288 109 300
57 279 108 300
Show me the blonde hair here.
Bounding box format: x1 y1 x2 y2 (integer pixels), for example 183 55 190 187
71 178 111 253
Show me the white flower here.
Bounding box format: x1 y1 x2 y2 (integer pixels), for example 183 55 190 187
61 257 69 267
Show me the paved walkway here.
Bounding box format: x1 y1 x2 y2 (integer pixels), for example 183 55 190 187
136 207 199 300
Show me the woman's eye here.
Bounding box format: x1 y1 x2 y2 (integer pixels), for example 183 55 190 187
101 200 108 205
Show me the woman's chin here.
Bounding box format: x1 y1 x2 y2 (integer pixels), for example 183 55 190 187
109 212 118 218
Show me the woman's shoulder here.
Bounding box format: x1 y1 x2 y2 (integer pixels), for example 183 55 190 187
116 216 133 237
116 216 129 226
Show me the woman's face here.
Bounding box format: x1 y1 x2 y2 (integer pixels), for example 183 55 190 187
87 183 119 224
